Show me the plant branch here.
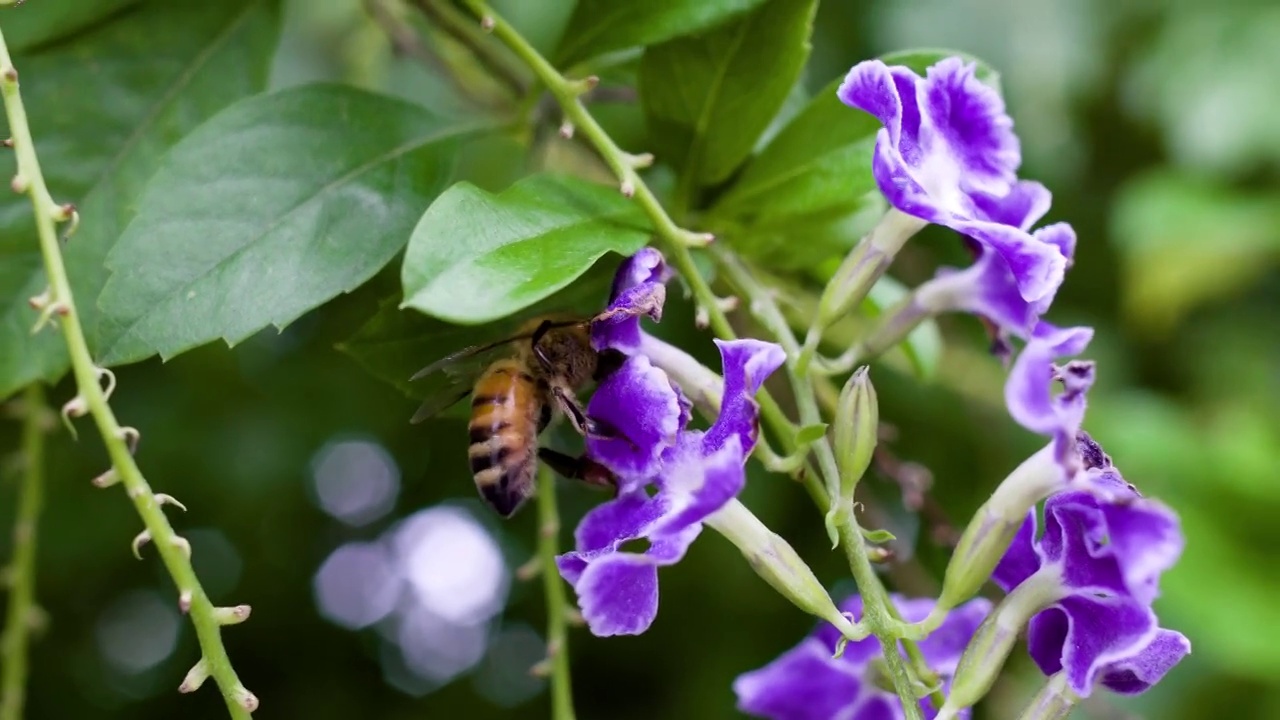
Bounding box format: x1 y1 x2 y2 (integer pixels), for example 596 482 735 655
0 385 48 720
413 0 527 98
0 30 255 719
536 466 576 720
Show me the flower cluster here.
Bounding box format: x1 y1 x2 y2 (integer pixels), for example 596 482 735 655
734 595 991 720
559 250 787 636
991 459 1191 698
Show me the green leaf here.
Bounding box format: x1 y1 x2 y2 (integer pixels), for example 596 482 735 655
0 0 280 399
95 84 477 365
862 275 942 382
3 0 141 52
728 195 886 272
1112 169 1280 338
638 0 817 188
794 423 827 446
340 263 617 400
401 173 651 324
556 0 768 67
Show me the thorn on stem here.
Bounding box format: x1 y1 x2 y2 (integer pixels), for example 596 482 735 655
2 66 17 83
178 658 210 693
214 605 252 625
10 174 27 194
620 179 635 198
27 288 49 310
60 396 86 439
538 521 558 539
564 607 585 627
558 120 574 139
155 493 188 512
515 556 541 581
60 209 80 242
171 536 192 559
131 530 152 559
479 15 495 32
178 590 192 614
95 366 117 400
91 468 119 488
528 658 552 678
117 426 140 454
51 202 75 222
232 685 259 713
2 138 12 148
624 152 654 169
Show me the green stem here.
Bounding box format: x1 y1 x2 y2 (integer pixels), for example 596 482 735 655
0 385 46 720
537 467 576 720
0 30 252 719
711 247 926 720
413 0 527 97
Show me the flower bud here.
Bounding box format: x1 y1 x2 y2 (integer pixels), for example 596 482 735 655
834 367 878 502
706 500 866 641
936 444 1059 610
939 567 1066 717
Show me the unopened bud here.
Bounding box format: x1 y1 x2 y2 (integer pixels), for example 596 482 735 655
939 568 1066 718
834 367 878 502
178 658 210 693
214 604 252 625
937 444 1059 611
706 500 866 642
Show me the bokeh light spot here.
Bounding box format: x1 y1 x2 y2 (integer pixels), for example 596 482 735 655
314 541 401 630
389 506 509 625
94 590 181 675
310 437 401 526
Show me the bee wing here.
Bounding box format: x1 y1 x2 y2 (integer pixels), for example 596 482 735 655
407 332 534 424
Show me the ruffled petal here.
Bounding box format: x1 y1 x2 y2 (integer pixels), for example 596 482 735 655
1099 629 1191 695
586 355 682 484
1005 322 1094 439
570 489 666 554
947 217 1066 303
871 130 950 225
971 181 1051 231
592 248 671 352
651 434 746 536
838 60 922 155
992 511 1041 592
702 338 787 457
1027 596 1158 698
734 638 863 720
574 553 662 636
920 57 1020 194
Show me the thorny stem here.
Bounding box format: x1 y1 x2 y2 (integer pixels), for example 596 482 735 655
460 3 931 716
0 30 254 719
537 466 576 720
0 385 47 720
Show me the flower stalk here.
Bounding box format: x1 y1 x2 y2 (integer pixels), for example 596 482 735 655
536 466 576 720
0 385 49 720
0 29 254 719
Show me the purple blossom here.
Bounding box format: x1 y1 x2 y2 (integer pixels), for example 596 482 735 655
592 247 671 353
838 57 1067 303
734 595 992 720
919 182 1077 340
992 470 1190 697
1004 322 1096 471
559 338 785 636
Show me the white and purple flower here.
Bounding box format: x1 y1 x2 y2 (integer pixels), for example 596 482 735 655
559 250 787 636
838 57 1068 304
1004 322 1096 475
734 595 992 720
992 469 1190 697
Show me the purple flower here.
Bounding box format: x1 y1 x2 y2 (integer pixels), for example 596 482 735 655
592 247 671 353
918 182 1077 340
734 595 992 720
838 57 1066 303
1004 322 1096 472
558 338 786 636
992 470 1189 697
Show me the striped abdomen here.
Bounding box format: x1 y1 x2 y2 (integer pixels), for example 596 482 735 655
467 359 548 517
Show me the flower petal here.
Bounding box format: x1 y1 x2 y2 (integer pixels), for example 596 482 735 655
918 597 992 674
702 338 787 457
591 248 671 352
586 355 682 484
651 434 746 536
971 181 1051 231
948 216 1066 303
1099 629 1191 695
734 638 863 720
993 511 1042 592
1005 322 1094 439
570 489 666 554
837 60 923 160
574 553 662 636
871 130 950 225
920 57 1020 194
1027 596 1157 698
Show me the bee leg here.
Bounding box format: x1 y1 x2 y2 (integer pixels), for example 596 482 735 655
530 319 558 373
538 448 615 489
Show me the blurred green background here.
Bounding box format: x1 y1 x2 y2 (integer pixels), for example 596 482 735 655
2 0 1279 718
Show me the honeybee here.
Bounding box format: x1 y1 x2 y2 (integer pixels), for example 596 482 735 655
409 313 629 517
